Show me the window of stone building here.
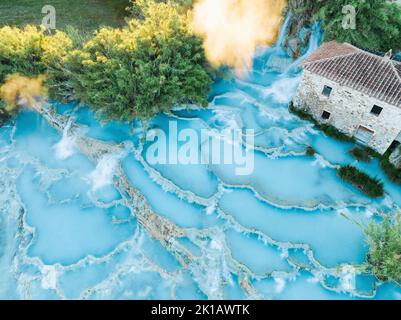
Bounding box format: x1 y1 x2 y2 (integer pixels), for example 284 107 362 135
370 105 383 116
322 85 332 97
321 110 331 120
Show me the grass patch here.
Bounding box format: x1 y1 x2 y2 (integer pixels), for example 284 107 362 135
0 0 129 32
338 165 384 198
349 147 372 163
289 102 355 143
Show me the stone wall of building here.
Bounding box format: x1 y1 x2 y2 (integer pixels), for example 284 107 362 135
293 70 401 154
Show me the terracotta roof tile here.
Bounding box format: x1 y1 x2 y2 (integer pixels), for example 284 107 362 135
395 63 401 79
303 41 358 64
302 41 401 107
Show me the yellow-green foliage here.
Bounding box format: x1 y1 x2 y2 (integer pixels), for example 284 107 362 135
62 0 212 121
0 25 72 81
0 25 42 58
0 26 73 114
0 0 212 122
41 31 73 66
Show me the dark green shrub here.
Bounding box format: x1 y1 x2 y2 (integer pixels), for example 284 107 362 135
306 146 316 157
353 147 401 185
318 123 355 143
288 0 401 53
381 156 401 185
363 146 382 159
338 165 384 198
365 215 401 284
0 104 11 127
289 102 315 123
349 147 372 163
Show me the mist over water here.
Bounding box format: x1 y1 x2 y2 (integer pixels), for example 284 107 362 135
193 0 287 71
0 74 47 112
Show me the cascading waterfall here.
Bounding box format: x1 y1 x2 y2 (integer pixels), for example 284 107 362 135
53 117 76 160
89 154 120 191
285 21 323 73
276 13 292 48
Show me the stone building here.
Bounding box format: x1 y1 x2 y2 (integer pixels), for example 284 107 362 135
292 41 401 156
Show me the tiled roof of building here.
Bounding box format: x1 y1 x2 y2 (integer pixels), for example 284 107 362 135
302 41 401 107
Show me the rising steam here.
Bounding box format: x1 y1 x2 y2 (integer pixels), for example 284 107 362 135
193 0 287 71
0 74 47 112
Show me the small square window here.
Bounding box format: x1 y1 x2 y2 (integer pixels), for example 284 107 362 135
322 85 332 97
371 105 383 116
321 111 331 120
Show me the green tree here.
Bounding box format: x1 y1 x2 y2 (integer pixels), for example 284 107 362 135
63 0 212 121
0 26 72 118
128 0 195 19
289 0 401 52
365 215 401 285
0 26 72 82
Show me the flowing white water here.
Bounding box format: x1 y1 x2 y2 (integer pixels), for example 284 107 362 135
88 154 120 191
263 76 301 103
276 13 292 48
53 118 77 160
285 21 322 74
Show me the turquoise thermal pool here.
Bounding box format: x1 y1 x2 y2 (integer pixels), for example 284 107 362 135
0 17 400 300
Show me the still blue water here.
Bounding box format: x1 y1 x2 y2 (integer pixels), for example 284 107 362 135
0 17 400 299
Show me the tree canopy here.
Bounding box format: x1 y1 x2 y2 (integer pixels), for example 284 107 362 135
289 0 401 52
365 215 401 285
0 25 72 82
63 0 211 121
0 0 212 122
